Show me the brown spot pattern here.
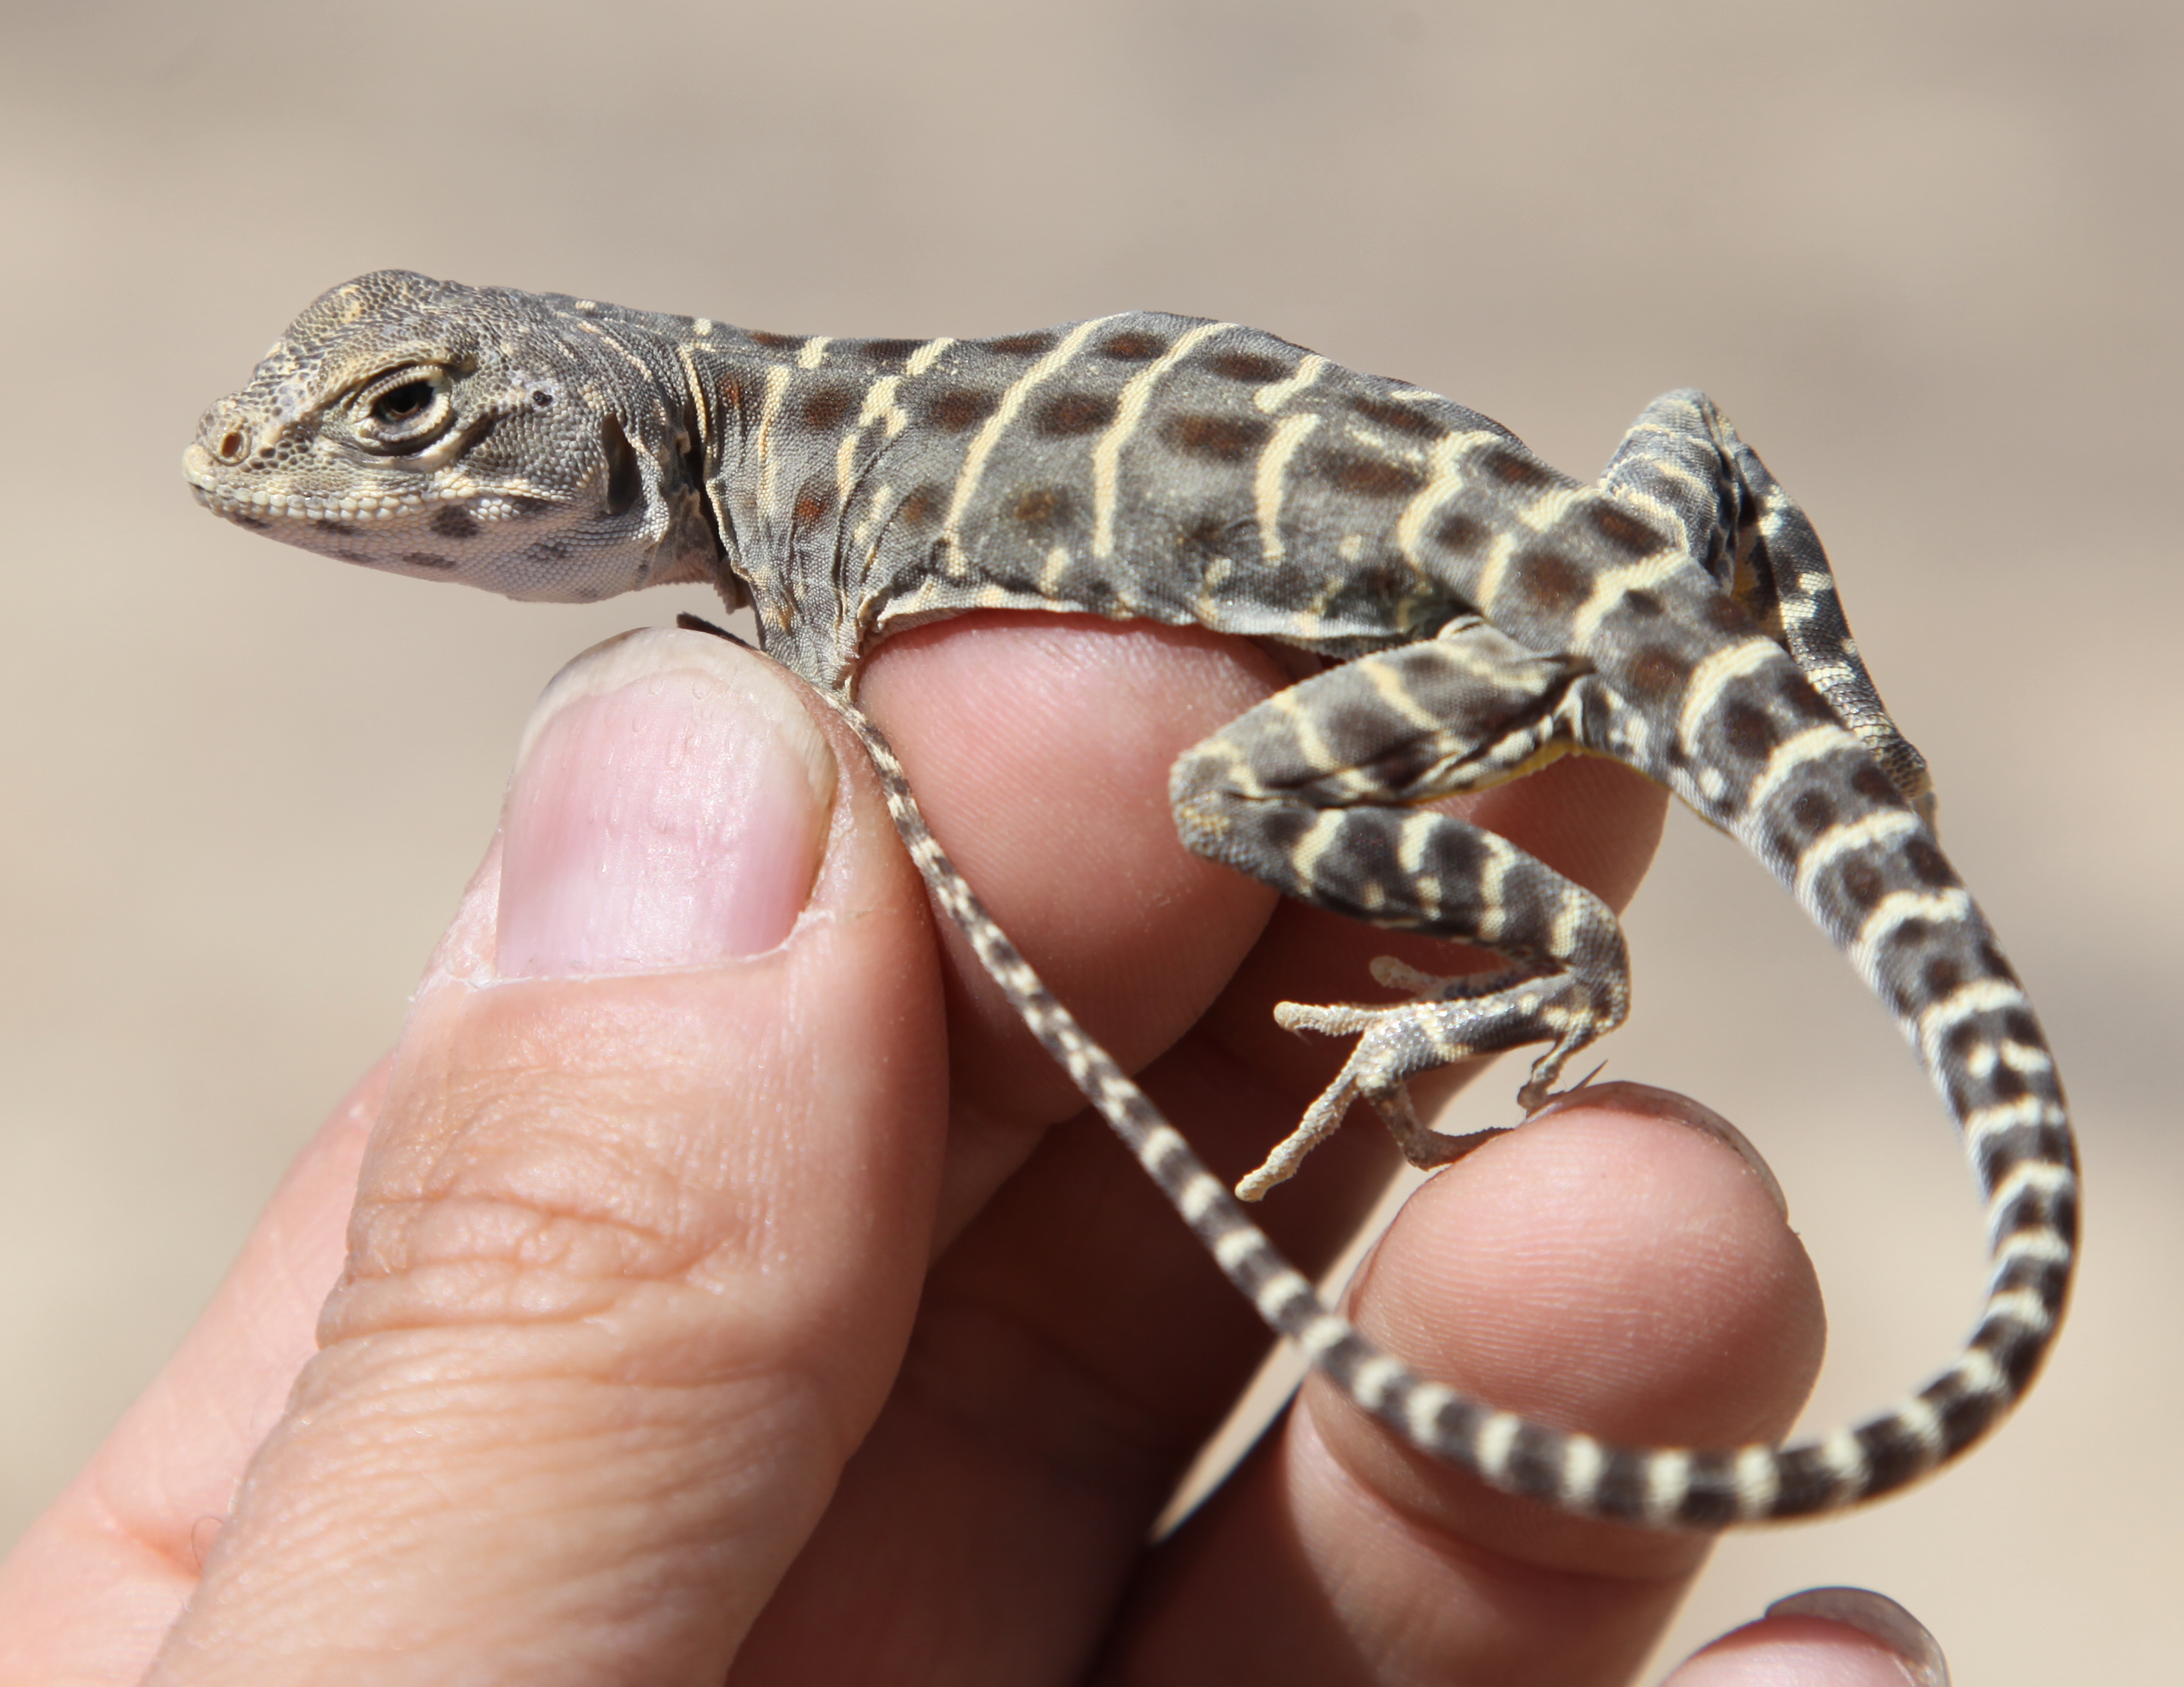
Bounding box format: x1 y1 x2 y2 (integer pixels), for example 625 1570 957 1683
1513 547 1589 612
1350 396 1442 438
748 330 802 350
1164 413 1270 461
858 338 923 363
1850 764 1899 804
1480 447 1549 487
1312 451 1425 498
1254 804 1314 852
1839 859 1887 911
1100 331 1168 360
1623 646 1693 700
925 389 999 431
1205 350 1289 382
429 505 478 540
1014 486 1075 531
1721 701 1779 758
793 481 834 525
1433 513 1486 554
1035 392 1117 436
895 484 945 528
1180 512 1255 561
801 384 858 431
986 331 1059 356
1904 838 1956 886
1589 503 1669 556
1778 674 1837 724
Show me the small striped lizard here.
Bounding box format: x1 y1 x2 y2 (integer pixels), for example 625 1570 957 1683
184 271 2075 1526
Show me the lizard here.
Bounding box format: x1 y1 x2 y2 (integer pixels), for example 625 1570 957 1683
183 268 2076 1528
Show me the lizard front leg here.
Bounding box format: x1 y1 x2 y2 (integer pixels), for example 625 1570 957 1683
1170 619 1635 1200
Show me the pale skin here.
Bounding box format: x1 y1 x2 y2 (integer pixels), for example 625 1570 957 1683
0 614 1940 1685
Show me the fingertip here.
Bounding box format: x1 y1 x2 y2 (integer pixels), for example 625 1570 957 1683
1315 1089 1824 1568
1357 1091 1822 1440
1529 1079 1789 1220
497 627 839 976
1667 1607 1946 1687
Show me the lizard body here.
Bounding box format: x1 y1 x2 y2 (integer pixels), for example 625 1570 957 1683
185 270 2075 1526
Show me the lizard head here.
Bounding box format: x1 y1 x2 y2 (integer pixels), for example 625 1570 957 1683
184 270 727 604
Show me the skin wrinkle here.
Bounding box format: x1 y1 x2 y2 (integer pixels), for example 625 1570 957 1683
6 617 1908 1687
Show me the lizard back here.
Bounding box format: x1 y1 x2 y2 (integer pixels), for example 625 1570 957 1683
184 271 2077 1526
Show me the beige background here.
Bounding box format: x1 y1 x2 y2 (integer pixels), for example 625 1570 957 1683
2 0 2177 1678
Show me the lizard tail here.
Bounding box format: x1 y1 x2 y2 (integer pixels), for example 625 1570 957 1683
819 689 2076 1527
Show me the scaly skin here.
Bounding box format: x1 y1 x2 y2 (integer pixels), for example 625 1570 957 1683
183 270 2076 1526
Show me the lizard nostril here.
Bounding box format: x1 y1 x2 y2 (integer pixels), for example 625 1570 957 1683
216 429 247 461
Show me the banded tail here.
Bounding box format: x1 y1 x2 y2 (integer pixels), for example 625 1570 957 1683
818 686 2075 1528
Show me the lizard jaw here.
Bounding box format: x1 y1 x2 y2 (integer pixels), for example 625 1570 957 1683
182 443 442 530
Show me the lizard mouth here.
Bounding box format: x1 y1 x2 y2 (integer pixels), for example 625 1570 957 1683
182 445 435 527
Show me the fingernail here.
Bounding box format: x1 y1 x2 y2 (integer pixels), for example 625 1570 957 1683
1766 1587 1951 1686
1530 1079 1789 1220
495 628 837 977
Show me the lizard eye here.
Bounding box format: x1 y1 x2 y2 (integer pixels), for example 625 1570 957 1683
372 381 434 424
354 367 454 450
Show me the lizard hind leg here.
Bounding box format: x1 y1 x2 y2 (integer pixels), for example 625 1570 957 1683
1169 622 1632 1201
1598 390 1936 823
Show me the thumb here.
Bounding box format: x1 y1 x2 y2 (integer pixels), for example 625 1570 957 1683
148 628 950 1685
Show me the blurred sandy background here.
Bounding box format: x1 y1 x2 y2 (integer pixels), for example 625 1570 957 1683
2 0 2176 1676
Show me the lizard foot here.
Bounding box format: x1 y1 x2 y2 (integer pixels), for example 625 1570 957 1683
1238 960 1604 1202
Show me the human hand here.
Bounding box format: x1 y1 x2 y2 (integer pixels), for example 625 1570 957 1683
0 619 1946 1684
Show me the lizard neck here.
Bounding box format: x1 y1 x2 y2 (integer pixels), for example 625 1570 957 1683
662 326 887 688
525 302 845 663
